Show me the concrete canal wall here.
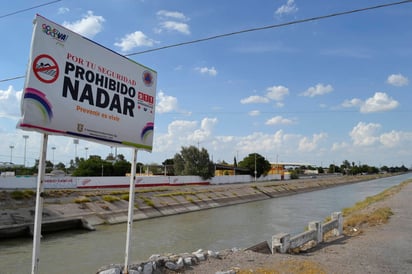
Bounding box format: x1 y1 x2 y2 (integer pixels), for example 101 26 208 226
0 173 287 189
0 174 379 239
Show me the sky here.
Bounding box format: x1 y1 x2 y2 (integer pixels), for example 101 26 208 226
1 0 412 169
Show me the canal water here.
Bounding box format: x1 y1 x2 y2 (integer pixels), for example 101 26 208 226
1 173 411 273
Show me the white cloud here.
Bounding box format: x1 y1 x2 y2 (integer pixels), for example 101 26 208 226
159 21 190 35
379 131 412 148
302 83 333 97
156 91 178 114
196 66 217 76
154 117 217 153
386 73 409 87
331 142 349 151
157 10 188 21
360 92 399 113
265 115 294 125
275 0 298 16
240 95 270 104
342 92 399 113
342 98 362 108
0 86 22 118
241 85 288 105
266 85 289 101
350 122 381 146
237 130 286 154
156 10 190 35
62 11 105 38
379 130 401 148
248 110 260 116
298 133 327 152
58 7 70 14
190 117 218 142
164 120 196 140
114 31 158 52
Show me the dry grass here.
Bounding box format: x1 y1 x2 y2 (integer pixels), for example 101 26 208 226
344 207 393 236
342 179 411 216
102 195 121 203
341 179 411 235
74 196 91 203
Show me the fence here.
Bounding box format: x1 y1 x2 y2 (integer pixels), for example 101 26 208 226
272 212 343 253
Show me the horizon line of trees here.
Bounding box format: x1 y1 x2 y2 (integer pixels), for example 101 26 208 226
1 146 409 179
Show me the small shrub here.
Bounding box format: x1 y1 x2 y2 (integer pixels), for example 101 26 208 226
102 195 120 203
109 190 128 195
120 194 130 201
23 189 36 198
10 190 34 200
11 190 25 200
185 196 195 203
140 197 155 207
74 196 91 203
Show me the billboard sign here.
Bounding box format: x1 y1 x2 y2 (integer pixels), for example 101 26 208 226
18 14 157 151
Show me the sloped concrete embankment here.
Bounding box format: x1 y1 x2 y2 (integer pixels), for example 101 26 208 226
0 175 386 237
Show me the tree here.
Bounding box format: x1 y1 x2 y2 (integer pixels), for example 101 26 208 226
238 153 271 178
328 164 340 173
162 158 175 176
173 146 214 179
148 163 164 175
72 155 105 176
55 162 65 170
112 158 131 176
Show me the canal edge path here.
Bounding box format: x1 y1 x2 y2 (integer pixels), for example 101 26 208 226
179 177 412 274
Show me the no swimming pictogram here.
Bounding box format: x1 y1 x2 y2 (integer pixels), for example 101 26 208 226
33 54 59 84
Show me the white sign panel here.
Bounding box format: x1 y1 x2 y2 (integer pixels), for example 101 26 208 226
18 14 157 151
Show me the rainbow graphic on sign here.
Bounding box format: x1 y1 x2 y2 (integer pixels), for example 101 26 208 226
23 87 53 124
140 122 154 142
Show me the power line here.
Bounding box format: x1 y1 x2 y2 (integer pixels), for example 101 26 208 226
0 0 62 19
126 0 412 56
1 0 411 83
0 75 25 83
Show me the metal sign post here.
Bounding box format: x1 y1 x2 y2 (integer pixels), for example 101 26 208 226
31 133 48 274
124 148 138 274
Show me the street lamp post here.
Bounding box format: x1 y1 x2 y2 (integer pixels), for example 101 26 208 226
254 153 257 182
23 135 29 167
73 139 79 166
85 147 88 159
51 147 56 168
9 145 14 163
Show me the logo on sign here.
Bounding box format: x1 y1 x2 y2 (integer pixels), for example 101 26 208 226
142 71 154 87
77 123 84 132
33 54 59 84
42 23 69 42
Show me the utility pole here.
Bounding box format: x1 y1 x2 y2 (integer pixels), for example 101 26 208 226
23 135 29 167
254 153 257 182
9 145 14 163
51 147 56 168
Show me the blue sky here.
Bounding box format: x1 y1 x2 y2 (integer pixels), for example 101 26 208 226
1 0 412 168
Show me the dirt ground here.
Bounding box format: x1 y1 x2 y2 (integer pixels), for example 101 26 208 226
170 180 412 274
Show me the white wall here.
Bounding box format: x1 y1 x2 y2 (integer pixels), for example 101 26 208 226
0 173 289 189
